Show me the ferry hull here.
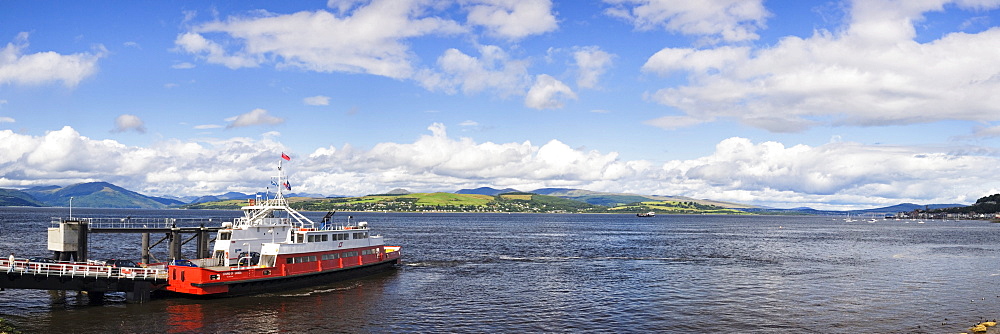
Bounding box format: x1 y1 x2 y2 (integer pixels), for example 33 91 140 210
166 257 400 297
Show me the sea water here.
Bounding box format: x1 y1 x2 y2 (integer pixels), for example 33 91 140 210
1 208 999 333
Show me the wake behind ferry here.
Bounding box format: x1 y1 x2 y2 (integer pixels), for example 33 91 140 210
162 156 401 296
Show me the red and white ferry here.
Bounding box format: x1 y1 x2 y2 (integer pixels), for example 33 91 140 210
164 158 401 296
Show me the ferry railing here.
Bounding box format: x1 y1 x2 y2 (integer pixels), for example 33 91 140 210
1 258 167 280
232 217 291 228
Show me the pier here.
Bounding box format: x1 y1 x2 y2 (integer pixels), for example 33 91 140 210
0 258 166 302
0 216 224 303
48 217 222 264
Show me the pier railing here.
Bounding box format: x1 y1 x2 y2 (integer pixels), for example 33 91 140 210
50 217 230 229
0 258 167 280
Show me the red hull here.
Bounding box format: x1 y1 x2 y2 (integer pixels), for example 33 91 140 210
166 246 401 296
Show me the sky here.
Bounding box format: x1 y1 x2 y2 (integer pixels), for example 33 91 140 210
2 0 1000 210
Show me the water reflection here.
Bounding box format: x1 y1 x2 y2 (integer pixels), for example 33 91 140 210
165 303 203 333
155 275 391 333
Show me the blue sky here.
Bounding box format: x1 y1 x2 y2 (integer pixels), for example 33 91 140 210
2 0 1000 210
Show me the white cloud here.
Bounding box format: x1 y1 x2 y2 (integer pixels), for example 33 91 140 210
642 0 1000 132
419 45 532 97
525 74 576 109
194 124 223 130
643 115 711 130
111 114 146 133
303 95 331 106
1 124 999 209
464 0 558 40
667 137 1000 209
226 108 285 128
175 1 465 78
171 62 195 69
0 32 106 87
604 0 770 43
174 32 262 70
573 46 614 89
0 117 13 123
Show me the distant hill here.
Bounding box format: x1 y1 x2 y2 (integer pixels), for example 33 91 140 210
369 188 411 196
456 187 520 196
149 196 186 206
189 191 254 204
866 203 965 213
741 203 968 215
0 188 44 207
22 182 170 209
530 188 757 209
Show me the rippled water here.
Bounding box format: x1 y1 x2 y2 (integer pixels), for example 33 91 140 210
2 208 1000 333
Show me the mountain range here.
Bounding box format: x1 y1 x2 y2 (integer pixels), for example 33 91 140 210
0 182 970 213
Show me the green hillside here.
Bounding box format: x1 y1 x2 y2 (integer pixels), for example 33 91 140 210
23 182 169 208
608 201 750 215
534 188 756 209
0 188 43 207
180 192 748 215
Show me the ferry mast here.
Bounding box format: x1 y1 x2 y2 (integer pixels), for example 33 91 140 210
240 158 316 229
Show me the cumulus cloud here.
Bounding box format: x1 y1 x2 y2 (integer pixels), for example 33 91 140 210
464 0 558 40
525 74 576 109
419 45 532 97
303 95 331 106
641 0 1000 132
573 46 614 89
604 0 770 43
111 114 146 133
667 137 1000 209
226 108 285 128
1 124 999 209
0 32 106 87
175 1 464 78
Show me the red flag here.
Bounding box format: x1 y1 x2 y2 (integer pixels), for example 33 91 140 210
281 152 291 161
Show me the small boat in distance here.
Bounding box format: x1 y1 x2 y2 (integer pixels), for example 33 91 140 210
163 155 401 297
637 212 655 217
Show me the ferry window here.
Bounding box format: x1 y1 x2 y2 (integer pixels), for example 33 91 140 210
307 235 314 242
296 234 304 243
219 232 232 240
322 234 329 242
286 258 293 264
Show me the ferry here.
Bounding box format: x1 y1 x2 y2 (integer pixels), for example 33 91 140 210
163 157 401 296
636 211 655 217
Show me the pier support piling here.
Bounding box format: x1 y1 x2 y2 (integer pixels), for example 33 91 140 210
170 229 182 260
141 233 151 265
75 221 88 263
